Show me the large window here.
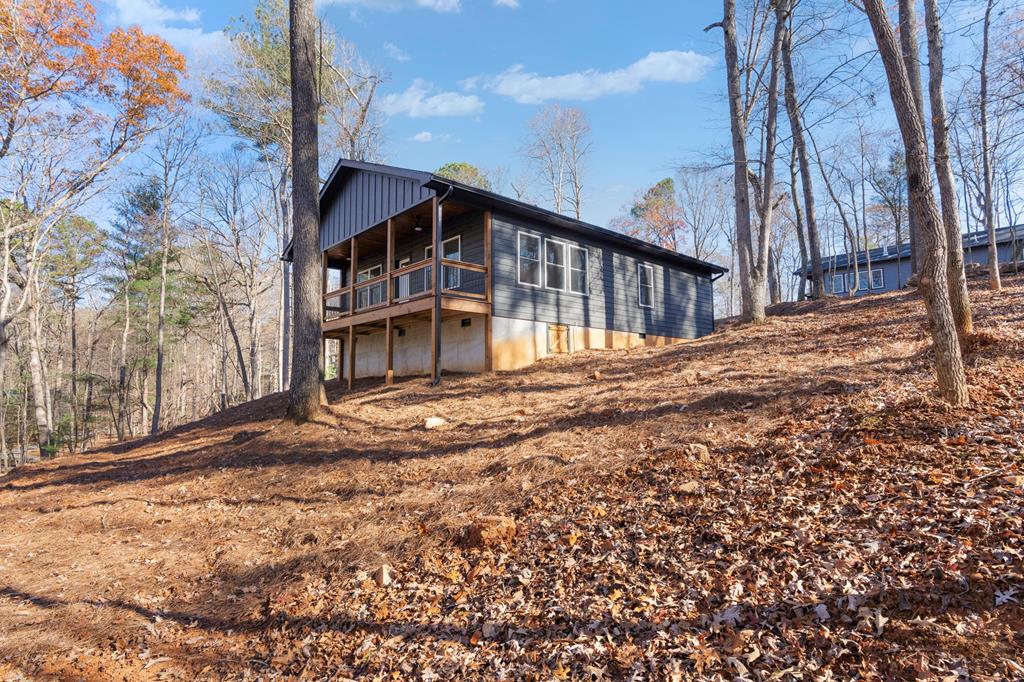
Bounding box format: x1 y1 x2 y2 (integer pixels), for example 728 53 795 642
569 245 588 295
847 271 868 292
356 264 385 308
517 232 541 287
638 263 654 308
870 268 884 290
545 239 567 290
831 273 845 294
426 235 462 289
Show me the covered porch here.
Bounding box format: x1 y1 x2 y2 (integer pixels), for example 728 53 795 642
321 196 493 386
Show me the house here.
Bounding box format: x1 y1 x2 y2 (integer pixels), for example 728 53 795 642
284 159 727 386
798 225 1024 296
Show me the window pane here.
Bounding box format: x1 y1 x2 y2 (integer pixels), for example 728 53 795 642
519 259 540 285
639 265 652 287
570 246 587 270
640 284 652 307
546 241 565 265
547 261 565 289
519 234 539 261
571 269 587 294
443 238 460 259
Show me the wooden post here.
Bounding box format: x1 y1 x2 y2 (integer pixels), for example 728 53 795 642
337 335 343 383
347 324 355 391
483 210 492 303
386 217 394 304
321 251 328 322
484 314 493 373
431 197 442 385
349 235 358 314
483 210 493 372
385 316 394 386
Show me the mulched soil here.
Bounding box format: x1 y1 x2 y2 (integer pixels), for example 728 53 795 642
0 277 1022 681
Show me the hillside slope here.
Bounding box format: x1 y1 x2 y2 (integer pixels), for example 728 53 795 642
1 278 1022 680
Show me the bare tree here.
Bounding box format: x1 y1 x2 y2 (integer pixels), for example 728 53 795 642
898 0 927 275
863 0 969 406
979 0 1002 290
149 117 202 435
781 2 825 299
923 0 973 341
523 105 591 219
287 0 324 421
706 0 787 323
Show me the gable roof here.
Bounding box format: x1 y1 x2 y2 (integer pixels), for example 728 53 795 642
285 159 728 276
794 224 1024 276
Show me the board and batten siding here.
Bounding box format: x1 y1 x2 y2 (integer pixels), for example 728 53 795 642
320 169 434 251
491 214 714 339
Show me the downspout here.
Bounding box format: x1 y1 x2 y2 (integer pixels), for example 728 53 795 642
432 183 454 386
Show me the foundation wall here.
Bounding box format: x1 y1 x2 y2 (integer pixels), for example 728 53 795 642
490 315 686 371
341 315 486 379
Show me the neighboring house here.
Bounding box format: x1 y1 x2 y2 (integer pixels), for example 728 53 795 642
284 159 727 386
797 225 1024 296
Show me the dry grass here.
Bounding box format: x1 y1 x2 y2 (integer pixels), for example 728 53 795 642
0 276 1022 680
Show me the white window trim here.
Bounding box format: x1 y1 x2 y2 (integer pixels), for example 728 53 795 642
869 268 885 290
568 245 589 296
638 262 654 308
516 231 542 288
831 273 845 293
424 234 461 261
357 263 383 281
544 238 568 291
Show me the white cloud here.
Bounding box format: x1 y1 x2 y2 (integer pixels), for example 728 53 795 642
494 0 520 7
410 131 452 143
383 42 410 62
382 79 484 118
106 0 225 55
319 0 461 12
485 50 714 104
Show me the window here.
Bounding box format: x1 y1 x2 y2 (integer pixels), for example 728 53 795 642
425 235 462 290
545 239 567 290
638 263 654 308
870 268 884 290
517 232 541 287
847 271 868 292
569 245 588 295
356 264 385 308
831 273 845 293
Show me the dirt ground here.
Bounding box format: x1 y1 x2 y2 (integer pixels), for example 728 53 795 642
0 277 1022 681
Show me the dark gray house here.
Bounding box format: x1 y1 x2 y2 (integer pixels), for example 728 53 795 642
799 225 1023 296
291 159 726 385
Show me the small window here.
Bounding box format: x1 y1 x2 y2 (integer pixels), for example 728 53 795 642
870 268 884 290
568 245 588 295
545 239 567 290
638 263 654 308
517 232 541 287
831 273 845 293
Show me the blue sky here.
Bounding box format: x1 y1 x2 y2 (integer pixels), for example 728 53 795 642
100 0 734 227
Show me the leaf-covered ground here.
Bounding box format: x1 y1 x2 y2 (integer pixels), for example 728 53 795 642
1 277 1022 681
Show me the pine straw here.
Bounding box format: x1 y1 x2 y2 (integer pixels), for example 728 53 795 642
0 277 1022 680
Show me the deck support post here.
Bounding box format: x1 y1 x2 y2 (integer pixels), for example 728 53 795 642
385 317 394 385
431 196 442 385
347 324 355 391
349 236 358 315
483 210 493 373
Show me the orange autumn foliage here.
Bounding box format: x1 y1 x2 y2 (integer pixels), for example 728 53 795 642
1 0 187 154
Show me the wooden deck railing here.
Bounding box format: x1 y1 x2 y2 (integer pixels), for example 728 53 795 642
322 258 489 322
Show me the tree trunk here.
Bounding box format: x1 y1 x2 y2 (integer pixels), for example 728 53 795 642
864 0 969 407
26 302 51 453
781 12 825 299
923 0 973 341
899 0 926 275
116 283 130 442
286 0 325 421
69 287 79 453
790 149 809 301
979 0 1001 290
151 213 171 434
